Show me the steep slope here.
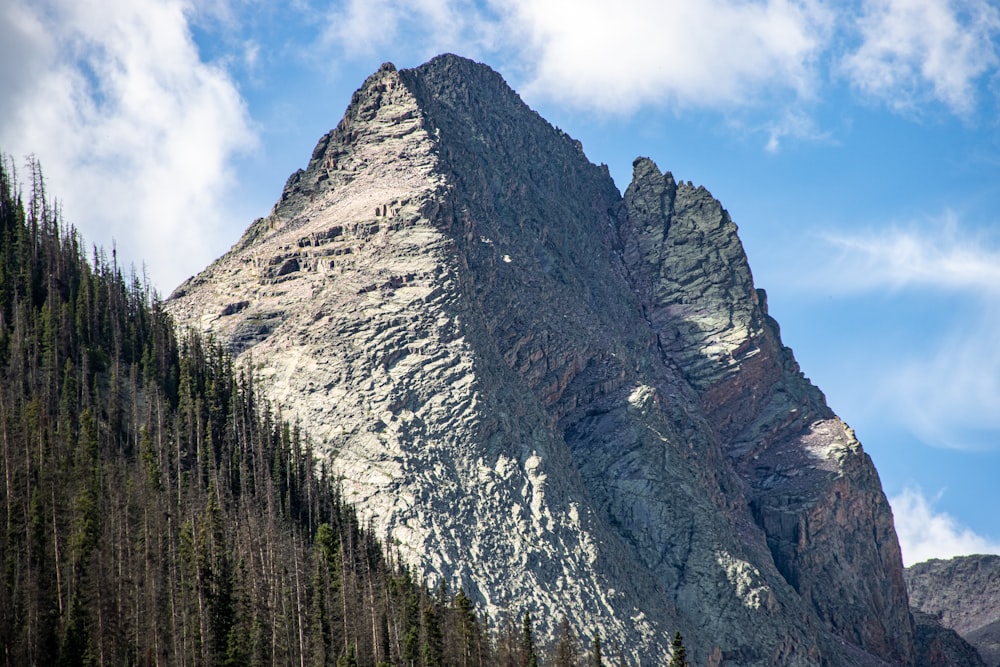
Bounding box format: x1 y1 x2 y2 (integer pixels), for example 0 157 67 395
168 54 913 666
907 555 1000 666
621 159 913 664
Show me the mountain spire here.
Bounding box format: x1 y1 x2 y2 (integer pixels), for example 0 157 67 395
167 54 915 666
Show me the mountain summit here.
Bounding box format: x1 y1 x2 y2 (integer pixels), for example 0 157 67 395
168 54 914 665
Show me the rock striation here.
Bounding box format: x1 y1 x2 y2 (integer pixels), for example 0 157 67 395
168 54 916 665
907 555 1000 666
621 159 913 664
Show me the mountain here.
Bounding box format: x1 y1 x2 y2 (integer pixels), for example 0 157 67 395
907 555 1000 666
168 54 915 665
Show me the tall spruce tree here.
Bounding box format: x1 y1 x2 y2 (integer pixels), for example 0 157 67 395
668 631 690 667
521 611 538 667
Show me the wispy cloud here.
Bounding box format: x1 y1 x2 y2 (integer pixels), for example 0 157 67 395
820 213 1000 293
841 0 1000 115
0 0 256 293
890 486 1000 565
804 216 1000 451
320 0 500 62
763 108 835 153
315 0 834 114
882 301 1000 451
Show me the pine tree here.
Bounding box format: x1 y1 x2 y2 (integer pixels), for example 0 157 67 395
668 631 689 667
454 587 480 667
422 603 443 666
520 611 538 667
553 616 577 667
591 632 603 667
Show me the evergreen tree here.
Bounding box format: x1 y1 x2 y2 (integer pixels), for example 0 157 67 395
521 611 538 667
668 631 689 667
454 586 480 667
553 616 577 667
591 632 603 667
422 603 443 666
0 155 500 667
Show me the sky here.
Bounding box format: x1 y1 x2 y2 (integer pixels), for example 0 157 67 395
2 0 1000 567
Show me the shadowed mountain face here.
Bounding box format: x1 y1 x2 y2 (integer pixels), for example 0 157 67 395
907 555 1000 667
168 54 915 666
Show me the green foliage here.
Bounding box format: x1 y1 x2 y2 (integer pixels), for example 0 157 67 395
668 631 690 667
422 604 443 666
0 155 499 667
521 611 538 667
337 644 359 667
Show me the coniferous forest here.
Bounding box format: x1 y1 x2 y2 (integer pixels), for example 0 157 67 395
0 156 608 667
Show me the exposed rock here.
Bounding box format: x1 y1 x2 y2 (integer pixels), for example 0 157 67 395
622 158 913 665
168 54 915 666
911 611 987 667
907 555 1000 666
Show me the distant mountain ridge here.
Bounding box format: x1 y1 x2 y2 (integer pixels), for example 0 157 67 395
167 53 959 665
907 555 1000 666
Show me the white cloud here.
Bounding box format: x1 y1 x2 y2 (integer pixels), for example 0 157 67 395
315 0 1000 129
317 0 834 114
493 0 833 113
820 213 1000 293
890 486 1000 565
321 0 499 61
0 0 256 293
841 0 1000 115
763 108 834 153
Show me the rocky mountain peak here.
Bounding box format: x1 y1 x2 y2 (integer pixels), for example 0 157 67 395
168 55 920 666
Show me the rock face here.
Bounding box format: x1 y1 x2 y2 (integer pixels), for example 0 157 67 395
907 555 1000 666
168 55 915 665
621 160 913 664
911 611 987 667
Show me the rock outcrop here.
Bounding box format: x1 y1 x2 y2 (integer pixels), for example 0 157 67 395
168 54 915 665
911 611 988 667
907 555 1000 666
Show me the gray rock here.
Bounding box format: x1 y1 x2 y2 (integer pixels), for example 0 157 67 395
168 54 916 666
907 555 1000 666
911 611 987 667
621 159 914 665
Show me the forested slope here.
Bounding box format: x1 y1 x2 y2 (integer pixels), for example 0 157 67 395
0 157 514 666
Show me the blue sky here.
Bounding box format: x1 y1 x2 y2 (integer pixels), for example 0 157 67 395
3 0 1000 566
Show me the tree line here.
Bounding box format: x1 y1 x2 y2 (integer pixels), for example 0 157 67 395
0 155 690 666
